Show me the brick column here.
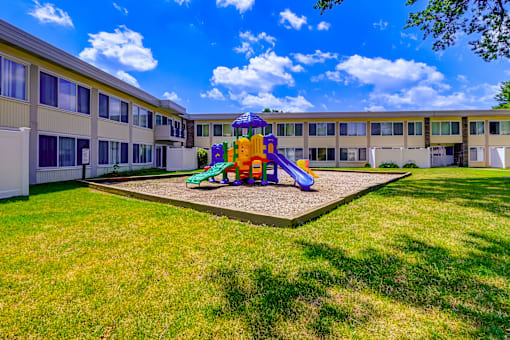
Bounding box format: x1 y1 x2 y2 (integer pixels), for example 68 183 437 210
461 116 468 167
186 119 194 148
303 121 309 162
424 117 430 148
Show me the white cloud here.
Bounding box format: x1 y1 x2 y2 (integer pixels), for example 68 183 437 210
365 104 386 111
231 92 313 112
115 71 139 87
28 1 73 27
234 31 276 58
372 86 468 109
334 55 444 91
292 50 338 65
325 70 343 83
279 9 307 30
174 0 191 5
200 88 225 100
113 3 128 15
401 32 418 41
216 0 254 13
212 51 304 92
317 21 331 31
163 91 182 103
373 19 388 30
79 26 157 72
457 75 468 83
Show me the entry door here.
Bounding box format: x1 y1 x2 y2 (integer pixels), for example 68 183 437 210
490 147 505 168
156 146 162 168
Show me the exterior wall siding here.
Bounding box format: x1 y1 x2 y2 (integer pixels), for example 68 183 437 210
98 119 129 140
36 168 91 184
132 126 154 144
0 98 30 128
38 106 91 136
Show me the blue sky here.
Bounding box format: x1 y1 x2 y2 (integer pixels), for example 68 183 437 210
1 0 509 113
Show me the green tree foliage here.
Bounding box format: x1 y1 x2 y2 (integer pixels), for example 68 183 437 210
313 0 510 61
494 81 510 109
262 108 280 112
197 148 209 168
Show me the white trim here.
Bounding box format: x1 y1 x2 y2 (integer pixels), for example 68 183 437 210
97 139 129 166
37 131 90 170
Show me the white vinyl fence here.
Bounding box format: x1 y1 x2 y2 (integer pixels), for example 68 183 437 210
166 147 198 171
369 147 431 168
489 147 510 169
0 127 30 199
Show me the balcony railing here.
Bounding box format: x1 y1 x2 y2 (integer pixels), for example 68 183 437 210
155 125 186 141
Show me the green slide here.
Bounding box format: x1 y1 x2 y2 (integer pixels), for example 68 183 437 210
186 162 235 185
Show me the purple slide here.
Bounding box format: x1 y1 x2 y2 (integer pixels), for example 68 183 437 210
268 152 315 191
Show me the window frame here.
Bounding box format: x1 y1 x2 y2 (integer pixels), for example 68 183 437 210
132 143 154 164
370 121 404 136
38 68 91 116
276 123 303 137
196 123 210 137
489 120 510 136
278 147 304 162
339 147 368 162
431 120 461 136
407 121 423 136
0 52 29 103
97 139 130 166
98 91 129 125
308 147 336 162
308 122 336 137
469 120 485 136
37 131 91 170
339 122 367 137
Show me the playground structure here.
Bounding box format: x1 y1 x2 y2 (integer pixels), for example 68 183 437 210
187 112 315 191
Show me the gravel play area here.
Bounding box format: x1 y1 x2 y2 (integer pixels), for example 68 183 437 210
110 171 404 218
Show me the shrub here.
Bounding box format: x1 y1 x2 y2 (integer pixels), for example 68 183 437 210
197 148 209 168
379 162 399 168
403 162 419 168
364 163 372 168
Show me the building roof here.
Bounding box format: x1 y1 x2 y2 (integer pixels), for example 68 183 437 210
0 19 185 115
186 109 510 121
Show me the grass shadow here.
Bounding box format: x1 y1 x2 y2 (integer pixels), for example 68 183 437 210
0 181 81 204
297 237 510 338
373 176 510 217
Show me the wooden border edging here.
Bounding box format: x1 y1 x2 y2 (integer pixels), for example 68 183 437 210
77 170 411 228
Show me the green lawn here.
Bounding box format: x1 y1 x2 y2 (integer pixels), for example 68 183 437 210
0 168 509 339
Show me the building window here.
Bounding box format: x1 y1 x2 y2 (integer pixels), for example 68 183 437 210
469 121 485 136
339 122 366 136
213 124 223 136
99 93 128 123
98 140 129 165
98 140 109 165
223 124 232 137
39 135 57 167
39 72 90 114
39 135 90 168
77 86 90 115
1 57 26 100
197 124 210 137
156 114 162 126
309 147 335 161
407 122 423 136
340 148 367 162
469 147 485 162
40 72 58 107
132 105 152 128
309 123 335 136
371 122 403 136
431 121 460 136
489 121 510 135
279 148 304 162
277 123 303 137
133 143 153 164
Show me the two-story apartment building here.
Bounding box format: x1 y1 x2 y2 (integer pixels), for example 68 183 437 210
0 19 187 184
188 111 510 168
1 19 510 191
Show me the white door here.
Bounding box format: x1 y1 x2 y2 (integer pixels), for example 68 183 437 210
490 147 505 168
